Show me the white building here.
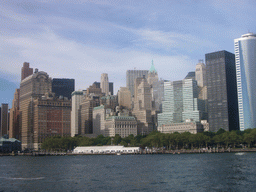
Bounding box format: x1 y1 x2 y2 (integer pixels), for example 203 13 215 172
234 33 256 131
73 145 141 154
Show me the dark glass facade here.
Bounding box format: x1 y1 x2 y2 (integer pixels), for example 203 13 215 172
206 50 239 132
52 78 75 100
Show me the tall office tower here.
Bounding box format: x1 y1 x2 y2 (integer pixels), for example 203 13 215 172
0 103 9 137
71 91 83 137
195 60 206 87
19 69 52 150
147 61 158 86
32 94 71 150
100 73 109 96
9 89 20 139
21 62 33 81
118 87 132 109
52 78 75 100
132 77 154 135
206 50 239 132
158 79 206 127
234 33 256 131
126 70 148 97
80 95 101 134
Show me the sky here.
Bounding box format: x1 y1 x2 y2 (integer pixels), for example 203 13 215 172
1 0 256 107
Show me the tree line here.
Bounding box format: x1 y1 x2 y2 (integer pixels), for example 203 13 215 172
41 128 256 151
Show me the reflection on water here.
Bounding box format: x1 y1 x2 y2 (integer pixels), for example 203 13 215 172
0 153 255 191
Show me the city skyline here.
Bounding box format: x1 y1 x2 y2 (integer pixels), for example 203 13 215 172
1 1 256 106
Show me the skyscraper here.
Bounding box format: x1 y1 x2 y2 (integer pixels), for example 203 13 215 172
234 33 256 131
71 91 83 137
21 62 33 81
19 69 52 149
206 50 239 132
195 60 206 87
100 73 109 95
0 103 9 137
52 78 75 100
126 70 148 97
9 89 20 139
157 79 206 127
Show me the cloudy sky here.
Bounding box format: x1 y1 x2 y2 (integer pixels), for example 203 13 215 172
1 0 256 106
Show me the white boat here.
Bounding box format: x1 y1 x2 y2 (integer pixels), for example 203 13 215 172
235 152 245 155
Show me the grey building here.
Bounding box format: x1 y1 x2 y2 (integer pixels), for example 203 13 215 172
0 104 9 137
126 70 148 97
206 50 239 132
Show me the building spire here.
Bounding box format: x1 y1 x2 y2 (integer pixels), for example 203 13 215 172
149 60 157 73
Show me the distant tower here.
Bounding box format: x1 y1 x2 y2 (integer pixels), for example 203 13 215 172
19 69 52 149
0 103 9 137
234 33 256 131
9 89 20 139
21 62 33 81
148 60 158 86
206 50 239 132
71 91 83 137
133 76 153 135
100 73 109 96
126 70 148 97
195 60 206 87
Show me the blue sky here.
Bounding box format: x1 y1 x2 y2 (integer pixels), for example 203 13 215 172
1 0 256 107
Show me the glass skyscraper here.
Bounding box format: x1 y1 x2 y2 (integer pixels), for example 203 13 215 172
234 33 256 131
158 79 206 127
206 51 239 132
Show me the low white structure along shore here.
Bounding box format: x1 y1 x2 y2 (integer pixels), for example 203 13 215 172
73 145 141 154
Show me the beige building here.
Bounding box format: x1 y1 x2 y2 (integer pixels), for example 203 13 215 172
19 69 52 150
157 119 209 134
118 87 131 109
100 73 109 96
133 77 154 135
105 116 137 138
21 62 33 81
195 60 206 87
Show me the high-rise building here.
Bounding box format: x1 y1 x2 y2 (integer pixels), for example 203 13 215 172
132 77 154 135
32 94 71 150
147 61 158 86
158 79 206 127
19 69 52 149
118 87 132 109
126 70 148 97
234 33 256 131
100 73 109 95
9 89 20 139
71 91 83 137
0 104 9 137
52 78 75 100
21 62 33 81
206 50 239 132
195 60 206 87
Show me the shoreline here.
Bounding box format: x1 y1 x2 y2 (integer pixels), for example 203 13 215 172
1 148 256 156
